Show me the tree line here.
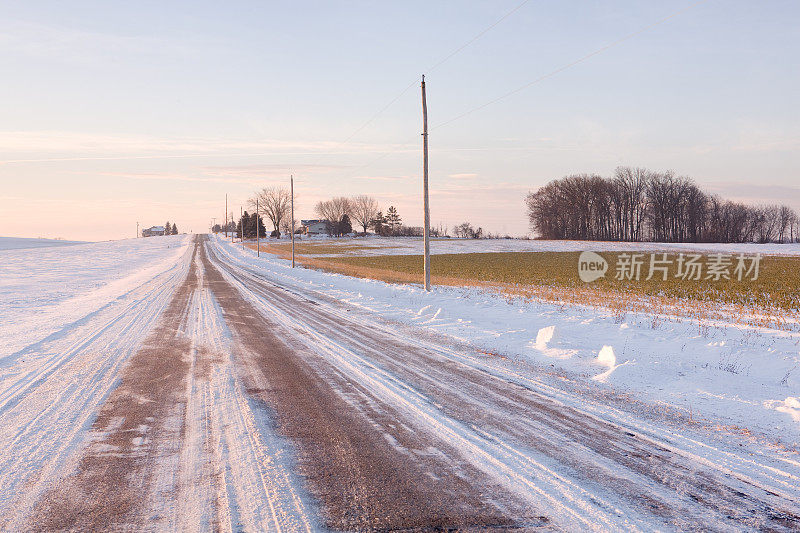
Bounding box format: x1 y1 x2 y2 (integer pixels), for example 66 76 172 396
314 196 406 236
526 167 799 243
164 221 179 235
210 188 409 238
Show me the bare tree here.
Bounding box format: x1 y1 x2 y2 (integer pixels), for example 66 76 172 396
315 197 352 236
251 187 290 237
755 205 782 243
454 222 481 239
778 205 794 243
789 209 799 243
351 195 379 234
612 167 648 241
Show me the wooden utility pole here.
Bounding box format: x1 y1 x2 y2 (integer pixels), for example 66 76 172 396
226 194 230 241
290 175 296 268
240 206 244 249
256 198 260 257
136 221 139 238
421 75 431 291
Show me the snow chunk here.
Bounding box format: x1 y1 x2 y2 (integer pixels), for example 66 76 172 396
593 345 633 383
765 397 800 423
597 345 616 367
535 326 559 349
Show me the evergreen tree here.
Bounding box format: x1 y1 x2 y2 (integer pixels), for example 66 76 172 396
339 214 352 235
164 221 171 235
246 212 255 238
171 223 178 235
385 206 401 235
245 212 266 238
240 211 251 238
370 211 386 236
252 213 267 238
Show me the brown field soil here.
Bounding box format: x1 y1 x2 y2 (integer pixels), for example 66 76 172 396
251 242 800 331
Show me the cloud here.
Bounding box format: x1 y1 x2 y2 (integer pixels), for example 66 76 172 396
352 175 408 181
0 131 417 165
202 163 344 178
96 163 351 187
0 19 197 66
97 171 266 186
447 173 478 179
705 181 800 208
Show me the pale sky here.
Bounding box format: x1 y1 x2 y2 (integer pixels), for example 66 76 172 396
0 0 798 241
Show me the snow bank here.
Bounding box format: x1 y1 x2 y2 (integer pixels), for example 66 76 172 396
214 235 800 446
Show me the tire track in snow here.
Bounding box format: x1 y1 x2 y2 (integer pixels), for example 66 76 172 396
173 247 317 532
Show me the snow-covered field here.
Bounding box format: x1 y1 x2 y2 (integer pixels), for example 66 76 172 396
0 236 86 251
219 235 800 447
0 235 191 356
285 234 800 257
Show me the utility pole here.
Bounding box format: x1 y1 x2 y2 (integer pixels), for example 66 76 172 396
240 206 244 249
421 75 431 291
256 197 260 257
225 194 228 241
290 175 295 268
136 221 139 239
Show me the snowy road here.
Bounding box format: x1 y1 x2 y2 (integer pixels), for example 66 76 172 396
2 235 799 531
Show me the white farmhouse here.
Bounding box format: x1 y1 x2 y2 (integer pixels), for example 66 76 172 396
300 220 329 235
142 226 166 237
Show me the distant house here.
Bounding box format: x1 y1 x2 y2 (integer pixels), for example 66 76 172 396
142 226 166 237
300 219 330 235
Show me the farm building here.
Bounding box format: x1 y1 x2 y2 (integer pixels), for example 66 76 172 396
142 226 166 237
300 220 329 235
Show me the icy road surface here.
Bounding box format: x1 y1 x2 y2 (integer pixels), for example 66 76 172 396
1 235 798 531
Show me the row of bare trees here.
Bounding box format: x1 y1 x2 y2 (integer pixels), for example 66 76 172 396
314 196 405 236
526 167 799 243
315 196 363 236
239 187 406 238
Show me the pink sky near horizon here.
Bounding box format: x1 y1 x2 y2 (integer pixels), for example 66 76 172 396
1 1 797 241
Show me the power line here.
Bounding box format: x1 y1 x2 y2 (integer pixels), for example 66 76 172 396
426 0 531 73
310 0 533 164
343 0 709 179
433 0 709 130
